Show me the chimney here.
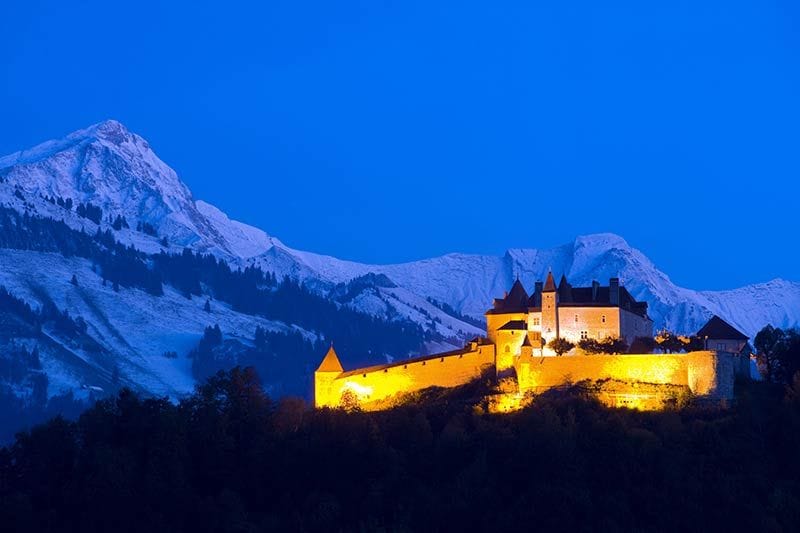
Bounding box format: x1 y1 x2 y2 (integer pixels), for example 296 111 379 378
609 278 620 306
591 280 599 301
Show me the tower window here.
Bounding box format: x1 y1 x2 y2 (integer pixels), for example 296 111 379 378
575 314 579 323
533 317 540 326
601 315 606 323
505 345 510 353
580 331 588 340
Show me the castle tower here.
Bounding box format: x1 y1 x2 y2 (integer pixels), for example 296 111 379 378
314 345 344 408
541 271 559 350
485 277 529 344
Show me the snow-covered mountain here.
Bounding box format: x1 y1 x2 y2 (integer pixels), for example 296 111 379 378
0 120 282 258
0 120 797 403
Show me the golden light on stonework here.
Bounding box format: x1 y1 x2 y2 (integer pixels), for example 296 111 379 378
603 356 682 384
342 381 374 400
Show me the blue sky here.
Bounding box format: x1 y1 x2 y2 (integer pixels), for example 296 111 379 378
1 0 798 290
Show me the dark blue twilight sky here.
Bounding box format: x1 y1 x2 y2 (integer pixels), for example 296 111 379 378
1 1 798 290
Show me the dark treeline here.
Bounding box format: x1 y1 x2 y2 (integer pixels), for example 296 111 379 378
190 325 323 397
0 207 161 295
0 287 99 442
1 368 799 532
154 250 426 363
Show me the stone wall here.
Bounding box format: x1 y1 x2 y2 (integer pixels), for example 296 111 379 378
515 351 733 400
316 349 737 411
315 344 496 409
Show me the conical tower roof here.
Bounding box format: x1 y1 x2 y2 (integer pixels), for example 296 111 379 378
317 345 344 373
506 278 529 307
543 271 557 292
557 274 572 302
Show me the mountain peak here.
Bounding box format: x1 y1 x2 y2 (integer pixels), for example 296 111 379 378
574 233 630 250
80 119 131 144
0 120 278 260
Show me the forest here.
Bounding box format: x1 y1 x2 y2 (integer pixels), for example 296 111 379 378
1 367 799 532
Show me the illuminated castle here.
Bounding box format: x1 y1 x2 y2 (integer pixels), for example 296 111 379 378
486 273 652 363
315 274 745 411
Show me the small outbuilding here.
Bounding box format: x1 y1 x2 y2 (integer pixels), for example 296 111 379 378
696 315 749 354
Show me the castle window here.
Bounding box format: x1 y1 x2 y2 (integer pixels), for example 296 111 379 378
384 369 388 373
440 357 444 362
575 314 579 323
601 315 606 323
580 331 588 340
533 317 540 326
505 345 510 353
362 373 367 378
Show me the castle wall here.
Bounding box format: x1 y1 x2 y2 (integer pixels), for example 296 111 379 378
515 351 732 400
316 345 496 409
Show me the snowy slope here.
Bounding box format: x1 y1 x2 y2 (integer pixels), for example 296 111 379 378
1 120 797 347
0 249 308 399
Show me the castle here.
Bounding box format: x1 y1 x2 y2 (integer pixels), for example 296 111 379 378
315 273 746 411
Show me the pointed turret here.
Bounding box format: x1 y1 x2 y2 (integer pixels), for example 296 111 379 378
543 271 557 292
541 271 559 348
317 345 344 373
506 278 529 308
518 333 534 360
558 274 572 302
315 345 344 408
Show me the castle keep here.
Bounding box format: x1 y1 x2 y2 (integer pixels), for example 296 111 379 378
315 274 744 411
